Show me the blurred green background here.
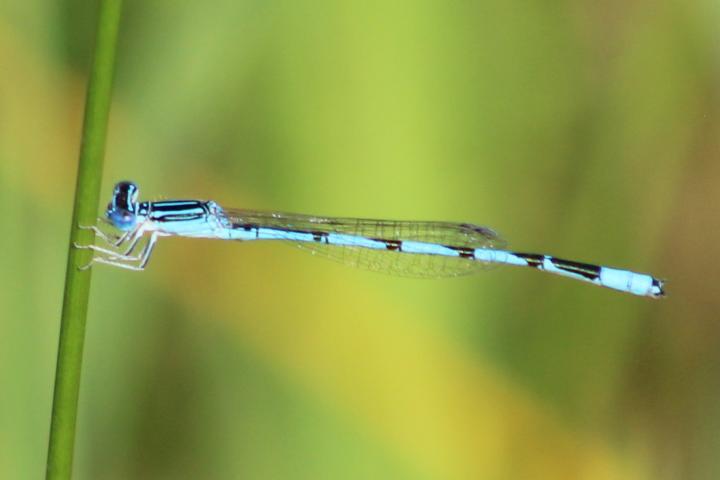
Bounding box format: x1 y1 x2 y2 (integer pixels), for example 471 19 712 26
2 1 720 479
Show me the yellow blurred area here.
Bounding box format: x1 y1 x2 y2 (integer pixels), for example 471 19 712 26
1 1 720 479
163 246 647 480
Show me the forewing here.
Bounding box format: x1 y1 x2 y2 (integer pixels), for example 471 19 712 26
223 209 507 278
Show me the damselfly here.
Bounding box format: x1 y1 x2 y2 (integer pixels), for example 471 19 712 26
75 181 665 298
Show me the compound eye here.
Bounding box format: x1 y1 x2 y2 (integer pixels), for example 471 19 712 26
108 208 137 231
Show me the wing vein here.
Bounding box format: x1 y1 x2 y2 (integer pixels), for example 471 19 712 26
222 209 506 277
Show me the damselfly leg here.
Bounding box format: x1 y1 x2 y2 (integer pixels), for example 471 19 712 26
77 232 158 271
75 219 154 269
78 217 128 245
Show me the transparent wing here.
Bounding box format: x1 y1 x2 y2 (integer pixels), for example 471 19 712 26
223 209 507 278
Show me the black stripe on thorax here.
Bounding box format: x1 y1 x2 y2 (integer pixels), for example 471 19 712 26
151 200 207 211
150 201 209 222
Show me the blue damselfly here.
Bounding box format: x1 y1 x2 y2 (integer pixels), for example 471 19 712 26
75 181 665 298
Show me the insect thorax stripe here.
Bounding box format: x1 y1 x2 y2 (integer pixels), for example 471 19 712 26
152 201 206 211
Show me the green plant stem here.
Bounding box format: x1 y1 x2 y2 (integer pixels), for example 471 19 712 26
46 1 123 478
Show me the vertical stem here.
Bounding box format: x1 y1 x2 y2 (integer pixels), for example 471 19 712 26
46 1 123 478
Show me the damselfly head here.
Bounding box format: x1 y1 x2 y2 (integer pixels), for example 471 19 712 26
107 181 139 231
